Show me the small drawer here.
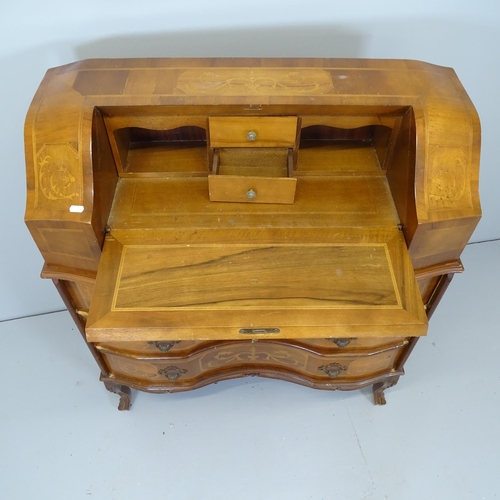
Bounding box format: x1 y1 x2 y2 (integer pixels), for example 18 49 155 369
208 146 296 204
208 174 296 204
209 117 298 148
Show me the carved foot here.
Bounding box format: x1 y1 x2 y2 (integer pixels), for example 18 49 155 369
373 377 400 405
101 377 132 410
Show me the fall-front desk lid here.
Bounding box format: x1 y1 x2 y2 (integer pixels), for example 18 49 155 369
86 228 427 342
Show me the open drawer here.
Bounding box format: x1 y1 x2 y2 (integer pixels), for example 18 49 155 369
86 228 427 343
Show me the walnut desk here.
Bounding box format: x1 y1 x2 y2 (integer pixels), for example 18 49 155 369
24 59 481 410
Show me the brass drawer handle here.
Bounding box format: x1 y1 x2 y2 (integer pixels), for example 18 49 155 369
319 363 347 378
158 366 187 381
326 338 358 348
147 340 180 352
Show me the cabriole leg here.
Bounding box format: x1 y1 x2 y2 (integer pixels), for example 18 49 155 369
101 376 132 411
373 376 400 405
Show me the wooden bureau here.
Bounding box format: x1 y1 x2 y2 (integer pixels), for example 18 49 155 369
24 58 481 409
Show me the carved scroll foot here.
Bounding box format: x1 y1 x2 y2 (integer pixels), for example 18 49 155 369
101 377 132 411
373 377 400 405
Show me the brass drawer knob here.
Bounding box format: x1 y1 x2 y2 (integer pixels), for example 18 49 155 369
246 189 257 199
247 131 257 141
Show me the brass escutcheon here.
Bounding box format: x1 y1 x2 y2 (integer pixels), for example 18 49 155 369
239 328 280 334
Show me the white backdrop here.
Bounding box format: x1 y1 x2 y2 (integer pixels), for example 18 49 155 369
1 0 498 321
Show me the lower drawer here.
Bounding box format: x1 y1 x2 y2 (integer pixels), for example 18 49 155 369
99 340 406 389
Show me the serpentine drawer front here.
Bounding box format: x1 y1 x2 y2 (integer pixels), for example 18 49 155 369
24 58 481 410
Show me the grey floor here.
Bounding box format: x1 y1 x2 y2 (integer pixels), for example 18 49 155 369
1 240 499 500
